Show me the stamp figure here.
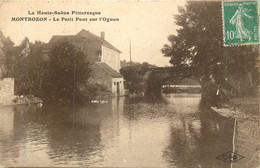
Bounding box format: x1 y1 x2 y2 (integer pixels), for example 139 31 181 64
223 1 259 46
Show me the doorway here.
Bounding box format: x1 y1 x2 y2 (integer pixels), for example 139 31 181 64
116 82 120 95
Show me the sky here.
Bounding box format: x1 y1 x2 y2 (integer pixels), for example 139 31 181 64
0 1 186 67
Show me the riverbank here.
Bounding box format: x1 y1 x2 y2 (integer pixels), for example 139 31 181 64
212 95 259 168
211 96 259 121
229 96 259 121
0 95 43 108
229 96 259 117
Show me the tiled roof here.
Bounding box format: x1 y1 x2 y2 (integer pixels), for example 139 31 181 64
95 62 122 78
48 35 74 45
48 29 121 53
84 30 121 53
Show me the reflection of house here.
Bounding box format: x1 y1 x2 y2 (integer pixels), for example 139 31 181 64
100 97 125 151
0 106 14 133
45 29 125 96
0 78 15 106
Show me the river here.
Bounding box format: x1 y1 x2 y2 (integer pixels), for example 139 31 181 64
0 93 258 167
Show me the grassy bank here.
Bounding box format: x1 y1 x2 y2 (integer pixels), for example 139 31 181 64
226 95 259 119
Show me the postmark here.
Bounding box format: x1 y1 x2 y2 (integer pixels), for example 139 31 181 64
222 1 259 46
216 151 245 163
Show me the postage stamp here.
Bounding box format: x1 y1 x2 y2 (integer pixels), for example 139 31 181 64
222 1 259 46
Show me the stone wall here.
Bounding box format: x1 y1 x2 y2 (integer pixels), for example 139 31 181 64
0 78 15 106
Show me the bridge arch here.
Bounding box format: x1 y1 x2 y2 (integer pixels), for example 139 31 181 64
143 67 196 97
144 67 173 97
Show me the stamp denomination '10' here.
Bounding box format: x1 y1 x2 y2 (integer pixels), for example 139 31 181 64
222 1 259 46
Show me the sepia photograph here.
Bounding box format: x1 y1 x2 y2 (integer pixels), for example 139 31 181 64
0 0 259 167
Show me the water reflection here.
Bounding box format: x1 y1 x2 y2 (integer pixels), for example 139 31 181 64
0 106 16 166
162 102 234 168
43 105 104 166
0 93 257 167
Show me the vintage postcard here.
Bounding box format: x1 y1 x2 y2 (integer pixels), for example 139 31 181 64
0 0 259 167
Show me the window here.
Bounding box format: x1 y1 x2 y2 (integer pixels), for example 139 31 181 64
114 82 116 85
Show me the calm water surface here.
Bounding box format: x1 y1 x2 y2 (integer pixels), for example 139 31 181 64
0 93 257 167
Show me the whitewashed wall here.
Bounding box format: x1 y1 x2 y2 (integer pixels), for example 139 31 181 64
111 78 125 96
101 45 120 71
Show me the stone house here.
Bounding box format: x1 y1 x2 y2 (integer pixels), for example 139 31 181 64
45 29 125 96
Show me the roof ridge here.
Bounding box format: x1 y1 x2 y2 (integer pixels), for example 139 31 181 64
85 31 109 44
52 35 74 37
79 30 121 53
95 62 114 77
49 29 121 53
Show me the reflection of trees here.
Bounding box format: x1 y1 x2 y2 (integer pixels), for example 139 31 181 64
0 105 45 166
0 106 18 166
162 116 201 167
42 105 103 166
162 101 234 168
0 98 127 166
123 97 168 121
0 104 104 166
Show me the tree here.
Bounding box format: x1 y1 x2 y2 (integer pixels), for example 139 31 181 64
0 31 15 78
22 41 45 96
0 34 45 95
120 66 143 93
42 41 91 103
12 37 32 95
120 62 156 94
161 1 259 96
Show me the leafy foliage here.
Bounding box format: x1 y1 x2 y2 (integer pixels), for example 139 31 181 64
120 61 155 94
161 1 259 96
13 39 45 95
0 31 15 78
1 34 93 103
42 41 92 103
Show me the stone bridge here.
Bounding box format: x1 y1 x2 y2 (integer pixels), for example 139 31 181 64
143 66 191 97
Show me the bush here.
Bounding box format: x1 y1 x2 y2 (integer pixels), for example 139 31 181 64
76 83 110 103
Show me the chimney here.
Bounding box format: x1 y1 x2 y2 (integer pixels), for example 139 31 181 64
101 32 105 40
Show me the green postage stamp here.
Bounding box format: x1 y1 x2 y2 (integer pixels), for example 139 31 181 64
222 1 259 46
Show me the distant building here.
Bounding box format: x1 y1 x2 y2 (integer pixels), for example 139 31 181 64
44 29 125 96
